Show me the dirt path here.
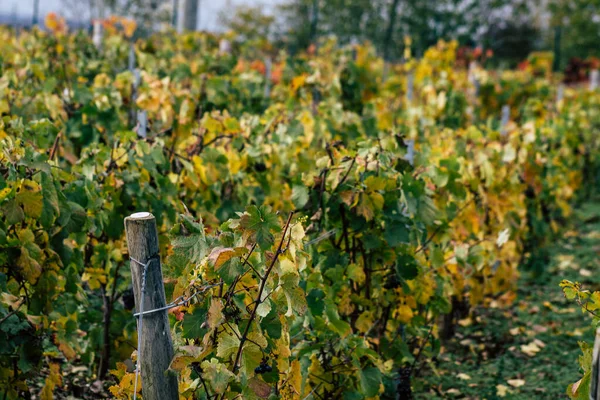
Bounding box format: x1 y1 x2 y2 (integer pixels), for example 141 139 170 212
416 200 600 399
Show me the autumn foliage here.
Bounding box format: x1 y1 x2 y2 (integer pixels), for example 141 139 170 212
0 20 599 400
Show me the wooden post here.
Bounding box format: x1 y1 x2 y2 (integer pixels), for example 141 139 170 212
264 57 272 98
500 105 510 136
93 20 103 50
590 69 599 91
176 0 199 33
124 212 178 400
406 72 414 103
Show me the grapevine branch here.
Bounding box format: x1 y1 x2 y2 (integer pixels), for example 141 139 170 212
0 299 25 327
414 198 475 254
219 212 294 400
232 212 293 370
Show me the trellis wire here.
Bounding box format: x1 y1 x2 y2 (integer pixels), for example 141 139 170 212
133 282 222 317
125 225 337 399
305 229 337 246
129 257 151 400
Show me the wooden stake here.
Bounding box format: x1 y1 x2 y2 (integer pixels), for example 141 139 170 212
124 212 178 400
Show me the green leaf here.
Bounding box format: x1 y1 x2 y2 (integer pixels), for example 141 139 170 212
325 300 351 338
57 199 87 233
359 367 382 397
217 331 241 360
2 199 24 225
260 307 282 339
217 257 244 285
240 205 281 250
567 371 590 400
291 185 309 208
171 216 209 265
182 306 208 339
16 182 43 218
307 289 325 316
396 254 418 280
279 273 307 317
241 332 267 377
180 214 206 235
384 220 409 247
40 172 59 228
201 358 235 394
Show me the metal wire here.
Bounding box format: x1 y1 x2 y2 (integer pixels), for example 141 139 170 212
129 257 151 400
305 229 337 247
125 227 334 399
133 282 221 317
128 256 220 400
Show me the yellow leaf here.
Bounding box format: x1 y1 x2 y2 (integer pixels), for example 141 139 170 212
121 18 137 37
496 384 509 397
507 379 525 388
207 299 225 329
520 342 541 357
58 340 77 360
40 363 62 400
209 247 247 270
18 247 42 284
281 360 302 400
355 311 374 333
82 267 107 290
17 180 43 218
396 304 413 323
291 74 307 91
347 263 366 284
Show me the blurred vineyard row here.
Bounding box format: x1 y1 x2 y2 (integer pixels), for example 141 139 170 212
0 17 599 400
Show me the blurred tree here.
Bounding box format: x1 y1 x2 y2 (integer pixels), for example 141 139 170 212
61 0 173 33
484 21 540 67
277 0 319 53
549 0 600 70
219 5 276 43
275 0 546 64
478 1 541 68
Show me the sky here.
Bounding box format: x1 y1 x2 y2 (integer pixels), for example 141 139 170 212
0 0 282 30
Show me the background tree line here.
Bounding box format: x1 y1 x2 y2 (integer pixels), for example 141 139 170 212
220 0 600 70
50 0 599 74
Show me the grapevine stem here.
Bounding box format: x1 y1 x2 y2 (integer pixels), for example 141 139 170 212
220 212 294 399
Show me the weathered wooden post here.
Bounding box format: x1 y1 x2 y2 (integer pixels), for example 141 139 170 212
500 105 510 136
92 20 103 50
264 57 272 98
590 69 599 91
406 72 414 103
124 212 178 400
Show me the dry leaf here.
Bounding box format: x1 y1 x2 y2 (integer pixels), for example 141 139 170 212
532 339 546 348
572 378 582 395
580 268 592 277
496 384 509 397
507 379 525 388
521 342 541 356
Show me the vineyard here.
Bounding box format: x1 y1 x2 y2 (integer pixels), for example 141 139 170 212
1 15 600 400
